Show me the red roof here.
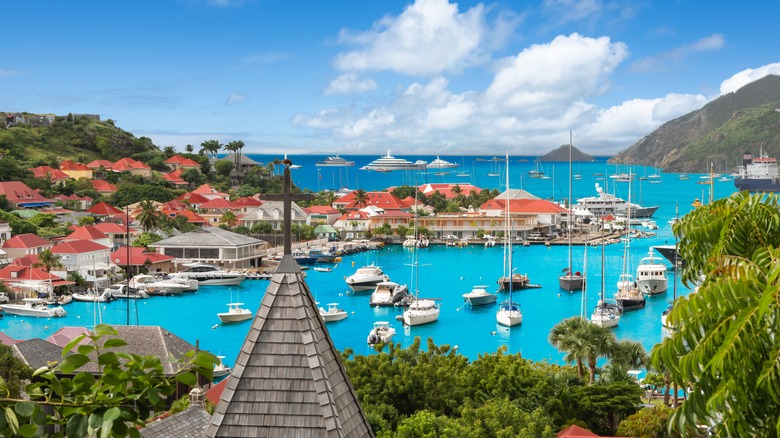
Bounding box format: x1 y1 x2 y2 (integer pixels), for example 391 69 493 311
161 200 189 211
86 201 124 216
0 181 54 206
161 172 188 185
177 192 211 205
479 198 568 214
199 197 242 210
337 211 371 221
51 239 109 254
93 222 136 234
233 196 263 207
86 159 114 170
162 209 208 224
110 247 174 267
46 327 91 348
205 377 229 404
337 191 410 210
29 166 70 181
191 184 228 199
64 225 108 241
113 157 151 170
59 161 91 171
2 233 50 249
0 265 63 282
0 332 19 346
419 183 482 199
164 155 200 167
91 179 117 193
305 205 340 214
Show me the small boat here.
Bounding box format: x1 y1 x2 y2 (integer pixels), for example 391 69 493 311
72 289 115 302
130 275 193 295
213 356 231 378
313 266 332 272
105 284 150 299
217 302 253 323
345 264 390 292
462 285 497 306
170 263 245 286
496 153 522 327
0 298 67 318
369 281 409 307
367 321 396 345
636 248 668 295
319 303 348 322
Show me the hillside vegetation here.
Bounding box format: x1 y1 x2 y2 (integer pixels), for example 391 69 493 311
610 74 780 173
0 113 161 166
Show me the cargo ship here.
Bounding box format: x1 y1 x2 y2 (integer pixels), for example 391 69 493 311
734 151 780 192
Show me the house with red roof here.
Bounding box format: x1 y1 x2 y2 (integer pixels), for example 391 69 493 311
29 166 70 185
164 155 201 172
161 209 209 226
86 201 124 217
112 157 152 177
332 191 410 212
50 239 113 288
53 194 93 210
304 205 341 225
0 258 72 295
198 198 244 226
61 225 111 248
419 183 482 199
233 196 263 210
191 183 229 200
92 222 139 247
0 181 55 209
90 179 117 195
177 192 210 208
110 246 175 275
477 195 568 237
86 159 114 171
1 233 52 259
332 210 373 240
161 169 189 186
59 161 94 180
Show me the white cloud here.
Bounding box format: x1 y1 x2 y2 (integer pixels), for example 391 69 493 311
225 93 246 105
333 0 502 76
0 69 21 78
325 74 377 96
631 34 725 73
720 62 780 94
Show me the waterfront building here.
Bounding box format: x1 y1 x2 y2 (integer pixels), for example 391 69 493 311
240 200 307 232
332 190 411 212
1 233 51 259
0 260 69 294
50 239 113 287
149 227 267 270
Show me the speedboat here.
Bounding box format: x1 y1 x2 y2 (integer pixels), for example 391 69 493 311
0 298 66 318
345 265 389 292
213 356 231 379
427 156 459 169
315 155 355 167
319 303 348 322
217 302 253 323
636 248 668 295
496 300 522 326
72 289 115 302
462 285 497 306
130 274 197 294
360 150 427 172
402 297 440 326
170 263 245 286
367 321 396 345
313 266 332 273
104 284 149 299
369 281 408 307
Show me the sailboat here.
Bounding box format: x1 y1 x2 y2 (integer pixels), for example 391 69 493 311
661 204 680 331
613 179 646 310
559 132 584 292
590 224 620 328
402 189 440 327
497 153 522 327
456 157 470 177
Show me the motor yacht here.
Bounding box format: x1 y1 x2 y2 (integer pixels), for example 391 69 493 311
170 263 245 286
426 156 459 169
367 321 396 345
369 281 408 307
319 303 348 322
360 150 427 172
636 248 668 295
0 298 66 318
573 183 659 218
217 302 253 323
402 297 440 326
345 265 390 292
129 274 196 295
315 155 355 167
462 285 497 306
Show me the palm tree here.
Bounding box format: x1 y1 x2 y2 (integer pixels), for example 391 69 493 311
226 140 245 172
580 322 617 383
549 316 589 380
219 211 238 229
200 139 222 160
611 339 649 370
136 200 161 232
34 248 63 297
353 189 368 208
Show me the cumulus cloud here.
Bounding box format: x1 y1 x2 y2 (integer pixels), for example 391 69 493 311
333 0 502 76
630 34 725 73
225 92 246 105
720 62 780 94
325 73 377 96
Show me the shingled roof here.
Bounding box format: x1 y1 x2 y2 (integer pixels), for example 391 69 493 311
206 254 373 437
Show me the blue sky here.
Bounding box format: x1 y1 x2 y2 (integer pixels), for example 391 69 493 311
2 0 779 157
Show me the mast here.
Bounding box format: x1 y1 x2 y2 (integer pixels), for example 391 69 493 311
567 131 573 273
506 151 513 302
581 241 588 318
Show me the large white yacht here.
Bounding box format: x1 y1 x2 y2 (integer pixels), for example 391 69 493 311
573 183 659 218
170 263 245 286
635 248 668 295
315 155 355 167
360 150 427 172
426 156 459 169
345 265 390 292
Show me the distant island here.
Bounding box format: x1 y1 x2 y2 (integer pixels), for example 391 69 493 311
539 144 595 162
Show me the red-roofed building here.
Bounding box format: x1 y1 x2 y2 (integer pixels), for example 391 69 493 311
419 183 482 199
556 424 620 438
332 191 410 212
191 184 229 200
332 210 372 239
233 196 263 209
1 233 52 259
86 159 114 171
86 201 123 217
50 239 113 288
59 161 94 179
0 264 69 294
0 181 55 209
161 209 209 226
90 179 117 194
161 199 189 211
164 155 201 171
61 225 111 248
177 192 211 208
112 158 152 177
92 222 139 246
304 205 341 225
53 194 93 210
29 166 70 185
110 247 175 274
161 169 189 186
198 198 244 226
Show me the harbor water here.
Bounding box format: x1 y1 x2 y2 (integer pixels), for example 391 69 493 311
0 155 737 368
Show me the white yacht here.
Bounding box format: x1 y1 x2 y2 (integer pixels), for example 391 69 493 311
345 265 390 292
426 156 459 169
462 285 497 306
367 321 396 345
403 297 440 326
1 298 67 318
496 300 522 326
590 300 620 328
369 281 408 307
217 302 253 323
72 289 116 302
170 263 245 286
213 356 231 379
130 274 198 295
635 248 668 295
315 155 355 167
360 150 427 172
319 303 348 322
573 183 659 218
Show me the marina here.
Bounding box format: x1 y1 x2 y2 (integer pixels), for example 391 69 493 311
0 154 738 371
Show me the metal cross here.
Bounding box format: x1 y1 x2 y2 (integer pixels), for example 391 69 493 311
260 160 314 255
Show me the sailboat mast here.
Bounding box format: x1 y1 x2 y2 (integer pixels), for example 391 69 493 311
506 152 513 299
568 131 573 271
581 242 588 318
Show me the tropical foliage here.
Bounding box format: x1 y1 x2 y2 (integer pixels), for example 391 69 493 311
653 191 780 436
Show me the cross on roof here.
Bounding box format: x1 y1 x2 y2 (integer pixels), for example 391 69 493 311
260 159 314 255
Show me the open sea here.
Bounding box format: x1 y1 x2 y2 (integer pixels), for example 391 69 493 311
1 154 737 369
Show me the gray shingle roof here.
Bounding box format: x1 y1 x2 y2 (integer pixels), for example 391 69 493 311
141 405 211 438
206 254 374 437
11 338 63 369
149 227 263 248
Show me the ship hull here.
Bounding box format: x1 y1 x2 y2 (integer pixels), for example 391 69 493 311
734 177 780 192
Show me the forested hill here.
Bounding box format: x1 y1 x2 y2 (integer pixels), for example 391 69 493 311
0 113 162 166
540 145 595 162
609 74 780 173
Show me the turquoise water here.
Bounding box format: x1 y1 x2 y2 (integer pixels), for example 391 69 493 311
0 156 737 367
